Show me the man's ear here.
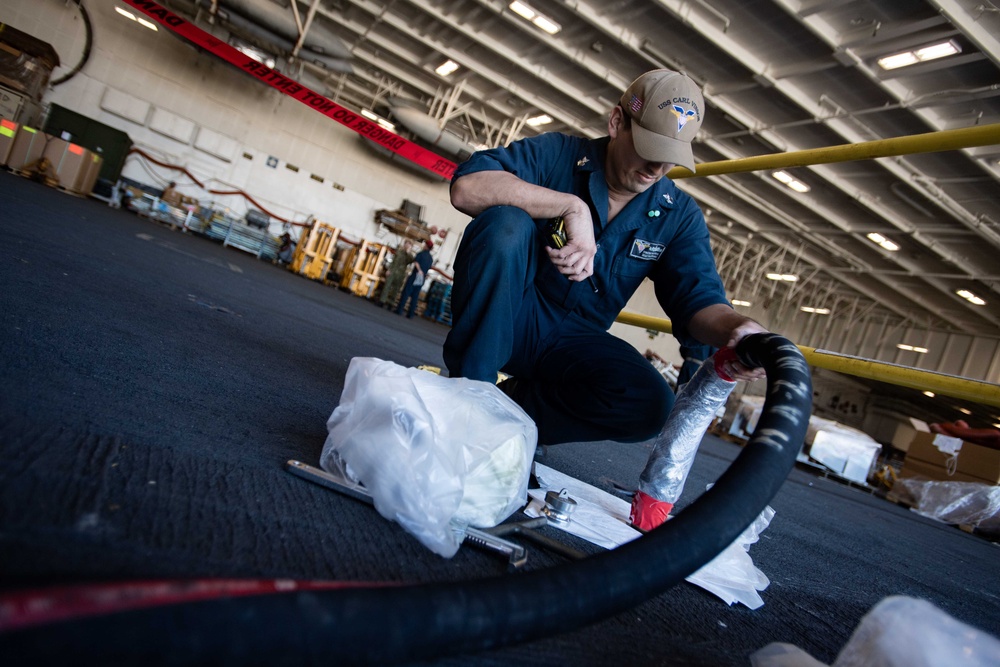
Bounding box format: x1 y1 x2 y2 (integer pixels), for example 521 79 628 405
608 105 624 138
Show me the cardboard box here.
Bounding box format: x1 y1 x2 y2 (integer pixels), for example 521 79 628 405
903 432 1000 485
6 125 47 170
0 118 16 165
899 457 986 484
889 418 930 452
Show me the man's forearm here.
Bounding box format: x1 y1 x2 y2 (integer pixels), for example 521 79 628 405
450 171 586 220
687 303 768 349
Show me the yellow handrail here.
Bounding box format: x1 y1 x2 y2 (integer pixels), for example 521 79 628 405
669 123 1000 179
614 311 1000 408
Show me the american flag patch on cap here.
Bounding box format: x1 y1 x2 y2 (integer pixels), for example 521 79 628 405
628 94 643 114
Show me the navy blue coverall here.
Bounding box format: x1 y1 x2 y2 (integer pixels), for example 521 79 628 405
443 133 729 446
395 248 433 318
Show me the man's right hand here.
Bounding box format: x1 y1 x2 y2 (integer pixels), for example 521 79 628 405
545 207 597 282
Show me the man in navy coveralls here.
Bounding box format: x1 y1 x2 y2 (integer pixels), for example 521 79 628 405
444 70 767 451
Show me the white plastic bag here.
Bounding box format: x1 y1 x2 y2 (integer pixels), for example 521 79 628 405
320 358 537 557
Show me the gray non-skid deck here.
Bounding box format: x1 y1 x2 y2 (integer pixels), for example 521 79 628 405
1 171 998 665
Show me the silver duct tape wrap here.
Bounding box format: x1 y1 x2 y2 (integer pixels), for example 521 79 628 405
638 354 736 503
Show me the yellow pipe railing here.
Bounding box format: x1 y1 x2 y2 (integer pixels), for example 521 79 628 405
614 311 1000 408
668 123 1000 179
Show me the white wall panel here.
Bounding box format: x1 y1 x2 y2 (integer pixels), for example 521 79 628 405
193 127 238 163
99 87 150 125
149 108 195 144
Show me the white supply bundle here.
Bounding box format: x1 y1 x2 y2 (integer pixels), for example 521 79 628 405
320 358 537 557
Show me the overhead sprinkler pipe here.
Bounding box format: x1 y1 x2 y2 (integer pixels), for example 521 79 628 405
0 335 811 664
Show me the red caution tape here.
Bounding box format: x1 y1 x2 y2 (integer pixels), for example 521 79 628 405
121 1 457 180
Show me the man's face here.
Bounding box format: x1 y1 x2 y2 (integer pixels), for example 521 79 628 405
606 106 674 195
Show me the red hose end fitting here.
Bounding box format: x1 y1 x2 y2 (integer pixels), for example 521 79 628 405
629 490 674 532
713 347 738 382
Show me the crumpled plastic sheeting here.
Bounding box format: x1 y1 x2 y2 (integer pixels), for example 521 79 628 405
638 353 735 502
752 596 1000 667
321 358 537 558
686 503 775 610
894 478 1000 537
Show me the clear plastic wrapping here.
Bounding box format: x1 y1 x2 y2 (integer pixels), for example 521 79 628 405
320 358 537 557
638 353 736 502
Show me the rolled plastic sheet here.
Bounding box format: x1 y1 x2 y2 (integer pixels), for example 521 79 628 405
638 351 736 503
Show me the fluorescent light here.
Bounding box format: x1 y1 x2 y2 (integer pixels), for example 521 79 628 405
532 16 561 34
525 114 553 126
866 232 900 252
771 170 810 193
732 299 752 307
956 289 986 306
801 307 831 314
923 391 936 398
766 273 799 282
913 346 928 353
509 2 560 34
117 6 157 30
897 344 928 353
916 41 960 61
878 40 961 70
878 52 919 70
435 60 459 76
361 109 395 132
509 1 535 19
958 408 972 415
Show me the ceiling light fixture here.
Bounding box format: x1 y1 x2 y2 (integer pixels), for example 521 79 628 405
525 114 553 126
866 232 900 252
958 408 972 415
923 391 936 398
956 289 987 306
508 2 561 35
361 109 395 132
801 307 831 314
877 39 961 70
771 170 810 193
435 60 459 76
897 344 929 353
116 6 157 30
766 273 799 282
732 299 752 307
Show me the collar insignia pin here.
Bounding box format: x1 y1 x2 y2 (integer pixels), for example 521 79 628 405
663 194 673 205
577 157 589 167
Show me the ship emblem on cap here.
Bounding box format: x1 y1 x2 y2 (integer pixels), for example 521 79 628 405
671 105 697 132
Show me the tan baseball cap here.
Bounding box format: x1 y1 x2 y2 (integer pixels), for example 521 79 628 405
619 69 704 172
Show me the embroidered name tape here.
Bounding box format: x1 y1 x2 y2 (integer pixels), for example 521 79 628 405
629 238 665 261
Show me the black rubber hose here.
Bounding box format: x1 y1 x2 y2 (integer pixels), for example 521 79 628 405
1 334 812 665
51 1 92 87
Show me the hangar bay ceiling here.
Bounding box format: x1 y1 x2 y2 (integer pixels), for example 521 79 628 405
161 0 1000 341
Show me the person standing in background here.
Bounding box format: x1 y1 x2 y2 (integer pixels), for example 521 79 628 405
395 240 434 318
379 240 415 309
